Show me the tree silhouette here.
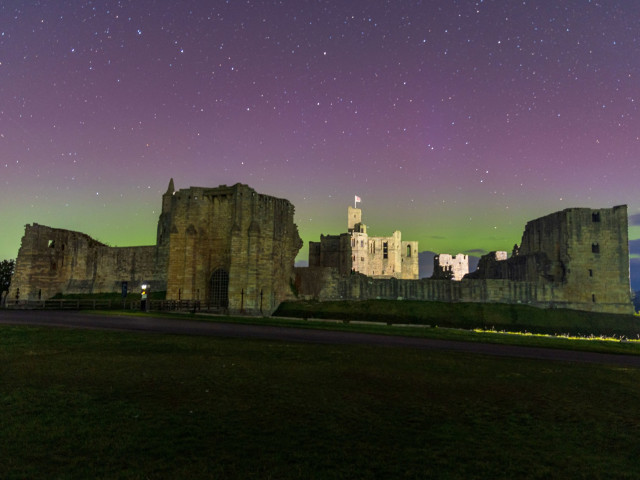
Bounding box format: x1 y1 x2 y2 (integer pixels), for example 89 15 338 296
0 259 15 304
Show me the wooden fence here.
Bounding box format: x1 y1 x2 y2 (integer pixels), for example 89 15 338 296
2 299 220 313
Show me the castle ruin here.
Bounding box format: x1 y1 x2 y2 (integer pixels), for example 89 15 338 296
8 181 302 315
6 181 635 315
297 205 634 314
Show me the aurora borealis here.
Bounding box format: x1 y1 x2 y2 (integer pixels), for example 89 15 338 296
1 1 639 287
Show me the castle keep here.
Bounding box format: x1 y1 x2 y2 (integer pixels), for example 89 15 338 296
309 206 419 279
8 181 302 314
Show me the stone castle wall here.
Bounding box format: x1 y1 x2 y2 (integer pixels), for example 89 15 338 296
7 181 302 315
7 224 165 300
316 274 629 314
297 205 634 315
7 186 633 316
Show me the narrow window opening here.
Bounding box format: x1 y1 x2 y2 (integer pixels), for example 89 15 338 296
592 294 596 303
48 240 55 248
592 212 601 222
406 245 411 257
383 242 388 259
591 243 600 254
589 269 593 277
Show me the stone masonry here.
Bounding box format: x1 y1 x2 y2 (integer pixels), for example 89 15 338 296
159 181 302 314
432 253 469 281
8 180 303 315
298 205 634 314
7 224 163 300
7 185 634 315
309 206 419 280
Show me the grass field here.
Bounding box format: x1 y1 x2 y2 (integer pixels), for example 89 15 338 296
2 324 640 479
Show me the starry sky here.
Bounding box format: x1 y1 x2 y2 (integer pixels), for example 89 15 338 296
2 1 639 287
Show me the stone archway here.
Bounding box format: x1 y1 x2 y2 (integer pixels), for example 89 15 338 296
210 268 229 308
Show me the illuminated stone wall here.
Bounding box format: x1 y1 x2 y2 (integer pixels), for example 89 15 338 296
298 206 634 314
432 253 469 281
160 182 302 314
7 224 162 300
310 206 420 280
8 181 302 315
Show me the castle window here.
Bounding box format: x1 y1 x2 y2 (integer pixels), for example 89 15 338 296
591 243 600 254
592 294 596 303
48 240 55 248
592 212 601 222
589 269 593 277
383 242 388 259
407 245 411 257
361 257 364 262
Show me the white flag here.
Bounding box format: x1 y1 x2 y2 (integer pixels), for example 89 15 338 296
355 195 361 203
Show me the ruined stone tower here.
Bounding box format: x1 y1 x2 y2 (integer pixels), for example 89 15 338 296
159 181 302 314
467 205 633 313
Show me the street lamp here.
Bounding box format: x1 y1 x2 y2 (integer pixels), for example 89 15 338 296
141 284 149 312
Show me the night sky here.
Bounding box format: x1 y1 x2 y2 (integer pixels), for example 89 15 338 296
2 1 639 286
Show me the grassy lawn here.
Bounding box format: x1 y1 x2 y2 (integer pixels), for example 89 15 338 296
2 325 640 479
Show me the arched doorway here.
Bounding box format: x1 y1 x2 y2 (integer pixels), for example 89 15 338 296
210 268 229 308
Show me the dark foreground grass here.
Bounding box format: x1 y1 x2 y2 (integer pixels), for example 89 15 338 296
2 326 640 479
275 299 640 337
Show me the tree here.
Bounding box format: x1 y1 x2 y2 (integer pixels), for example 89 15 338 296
1 259 15 303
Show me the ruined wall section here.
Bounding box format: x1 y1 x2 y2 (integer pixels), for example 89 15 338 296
309 234 351 274
400 241 419 279
8 224 162 301
432 253 469 281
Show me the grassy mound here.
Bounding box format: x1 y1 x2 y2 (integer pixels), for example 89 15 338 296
275 299 640 337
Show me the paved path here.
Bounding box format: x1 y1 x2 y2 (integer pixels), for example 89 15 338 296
2 309 640 367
